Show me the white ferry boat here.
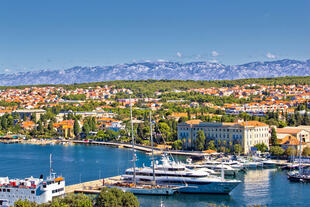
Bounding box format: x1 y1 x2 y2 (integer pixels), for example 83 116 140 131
0 154 65 207
0 174 65 207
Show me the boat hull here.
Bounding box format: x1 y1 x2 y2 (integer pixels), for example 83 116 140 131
106 185 177 195
169 181 240 194
288 174 310 183
122 175 240 194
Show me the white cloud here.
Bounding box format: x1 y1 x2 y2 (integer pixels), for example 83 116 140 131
195 55 202 60
266 52 276 59
157 59 166 62
211 51 219 57
4 68 11 73
209 59 218 63
176 52 182 57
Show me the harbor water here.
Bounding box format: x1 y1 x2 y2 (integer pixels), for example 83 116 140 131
0 143 309 207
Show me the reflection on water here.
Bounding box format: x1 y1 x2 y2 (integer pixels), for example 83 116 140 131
241 169 276 206
138 194 235 207
1 144 310 207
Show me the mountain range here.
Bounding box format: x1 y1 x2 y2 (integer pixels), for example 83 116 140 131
1 59 310 86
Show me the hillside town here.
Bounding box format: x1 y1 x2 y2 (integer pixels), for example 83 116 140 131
1 82 310 156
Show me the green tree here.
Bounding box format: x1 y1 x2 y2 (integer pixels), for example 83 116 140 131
14 199 38 207
1 116 8 130
254 143 268 152
187 110 191 120
82 122 90 135
37 120 43 132
51 193 93 207
7 115 14 127
234 144 242 154
121 192 140 207
172 140 183 150
269 146 284 157
303 113 310 125
158 122 171 141
285 146 297 157
48 121 54 132
90 117 97 131
302 147 310 157
207 140 216 150
270 127 278 146
194 130 206 151
95 187 139 207
178 117 188 123
74 118 80 137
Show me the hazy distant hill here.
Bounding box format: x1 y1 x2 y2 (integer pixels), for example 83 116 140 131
1 59 310 86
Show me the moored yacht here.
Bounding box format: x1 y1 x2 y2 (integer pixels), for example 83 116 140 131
123 156 241 194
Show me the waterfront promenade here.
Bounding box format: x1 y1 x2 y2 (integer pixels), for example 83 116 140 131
72 140 207 157
0 137 206 156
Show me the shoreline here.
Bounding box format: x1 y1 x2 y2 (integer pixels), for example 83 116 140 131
0 138 208 157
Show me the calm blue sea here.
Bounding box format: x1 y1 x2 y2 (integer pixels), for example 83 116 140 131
0 143 309 207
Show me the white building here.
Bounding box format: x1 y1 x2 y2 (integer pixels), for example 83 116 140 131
177 120 270 154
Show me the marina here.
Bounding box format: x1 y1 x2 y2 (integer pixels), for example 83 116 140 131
1 143 310 206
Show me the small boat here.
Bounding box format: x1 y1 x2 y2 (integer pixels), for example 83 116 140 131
288 169 310 182
262 160 278 168
200 163 240 176
281 163 299 170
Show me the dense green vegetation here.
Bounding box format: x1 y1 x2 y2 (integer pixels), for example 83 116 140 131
14 188 139 207
62 94 87 100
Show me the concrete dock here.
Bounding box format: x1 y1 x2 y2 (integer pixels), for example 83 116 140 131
65 176 121 194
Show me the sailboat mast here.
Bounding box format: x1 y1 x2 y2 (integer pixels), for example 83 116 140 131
299 134 302 174
130 96 136 186
49 153 52 179
149 111 155 184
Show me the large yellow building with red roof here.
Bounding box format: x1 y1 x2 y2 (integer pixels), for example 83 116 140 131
177 120 270 154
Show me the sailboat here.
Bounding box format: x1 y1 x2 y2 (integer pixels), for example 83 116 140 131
106 98 182 195
287 134 310 182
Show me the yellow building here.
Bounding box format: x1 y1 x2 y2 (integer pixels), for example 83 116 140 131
177 120 270 154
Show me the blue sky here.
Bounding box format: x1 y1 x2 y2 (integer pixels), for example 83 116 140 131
0 0 309 73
